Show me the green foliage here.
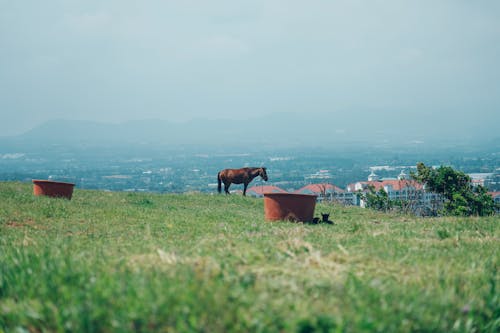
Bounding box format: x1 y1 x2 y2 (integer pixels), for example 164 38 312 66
470 185 498 216
358 184 423 215
412 162 498 216
363 185 392 212
1 182 499 332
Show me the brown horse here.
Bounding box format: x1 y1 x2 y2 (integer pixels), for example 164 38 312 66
217 167 268 196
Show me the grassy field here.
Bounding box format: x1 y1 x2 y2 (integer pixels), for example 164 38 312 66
0 181 499 332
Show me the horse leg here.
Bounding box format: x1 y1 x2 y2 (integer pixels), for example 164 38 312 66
243 183 248 196
224 182 230 194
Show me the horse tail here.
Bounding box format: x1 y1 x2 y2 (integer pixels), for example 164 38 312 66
217 172 222 193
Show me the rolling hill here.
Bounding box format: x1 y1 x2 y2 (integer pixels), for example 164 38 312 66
1 181 499 332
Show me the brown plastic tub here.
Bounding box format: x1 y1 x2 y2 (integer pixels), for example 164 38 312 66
32 180 75 199
263 193 317 222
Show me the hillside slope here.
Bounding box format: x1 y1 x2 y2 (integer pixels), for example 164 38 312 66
1 182 499 332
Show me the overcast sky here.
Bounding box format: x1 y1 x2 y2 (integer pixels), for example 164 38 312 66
1 0 499 138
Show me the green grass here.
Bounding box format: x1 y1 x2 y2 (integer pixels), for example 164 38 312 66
0 181 499 332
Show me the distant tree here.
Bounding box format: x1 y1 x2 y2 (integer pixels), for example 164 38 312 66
358 180 427 215
362 185 392 212
411 162 497 216
393 179 426 215
468 184 498 216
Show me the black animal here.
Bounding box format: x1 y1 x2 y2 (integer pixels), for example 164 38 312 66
321 213 334 225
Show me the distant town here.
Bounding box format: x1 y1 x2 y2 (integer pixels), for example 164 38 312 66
1 141 499 211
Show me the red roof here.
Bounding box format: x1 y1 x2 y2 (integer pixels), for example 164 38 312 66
488 191 500 198
247 185 287 196
294 183 344 195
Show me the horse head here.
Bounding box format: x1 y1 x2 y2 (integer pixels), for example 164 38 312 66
260 167 268 181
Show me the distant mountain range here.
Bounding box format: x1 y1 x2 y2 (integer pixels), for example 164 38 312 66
2 115 375 147
2 113 499 151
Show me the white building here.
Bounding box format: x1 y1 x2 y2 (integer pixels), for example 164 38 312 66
347 173 444 215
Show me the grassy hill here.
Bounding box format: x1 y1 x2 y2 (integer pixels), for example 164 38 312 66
1 182 498 332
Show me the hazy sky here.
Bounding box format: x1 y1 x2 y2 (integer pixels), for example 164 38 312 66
1 0 499 137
